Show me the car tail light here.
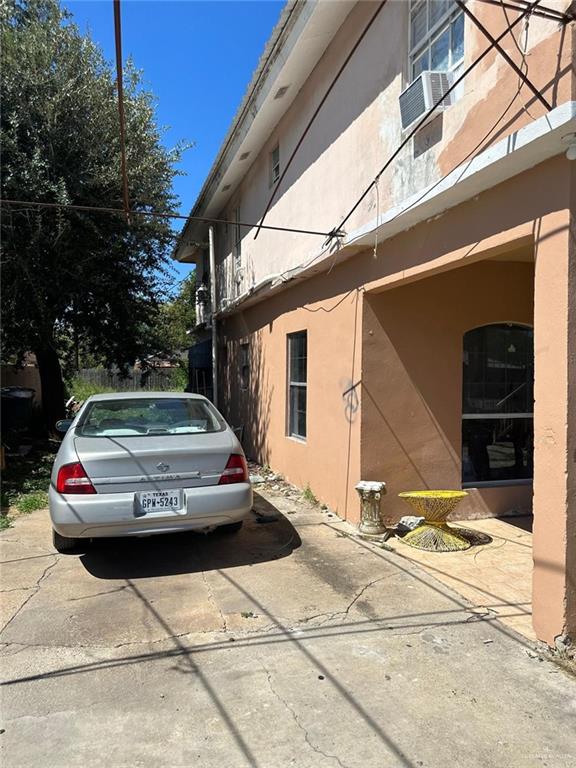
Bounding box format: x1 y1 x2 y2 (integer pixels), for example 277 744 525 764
56 462 96 494
218 454 249 485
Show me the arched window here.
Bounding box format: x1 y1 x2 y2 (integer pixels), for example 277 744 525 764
462 324 533 486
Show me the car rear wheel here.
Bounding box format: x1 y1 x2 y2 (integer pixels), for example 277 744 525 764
53 529 85 554
215 520 243 535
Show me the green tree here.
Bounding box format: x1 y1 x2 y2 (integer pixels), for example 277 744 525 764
152 272 197 356
1 0 188 431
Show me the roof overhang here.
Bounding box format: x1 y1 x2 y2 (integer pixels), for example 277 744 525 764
174 0 356 263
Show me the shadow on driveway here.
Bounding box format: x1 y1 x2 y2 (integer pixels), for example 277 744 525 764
79 501 301 580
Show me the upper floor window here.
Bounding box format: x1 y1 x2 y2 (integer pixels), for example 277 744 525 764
462 324 533 486
410 0 464 81
270 144 280 186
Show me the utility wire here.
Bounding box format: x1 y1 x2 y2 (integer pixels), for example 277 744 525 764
288 70 537 316
454 0 552 110
252 0 389 241
500 0 533 61
183 2 299 230
169 0 570 315
368 63 534 250
274 43 546 300
212 67 536 320
505 0 575 21
300 287 358 314
0 199 334 238
475 0 573 23
329 0 544 239
499 0 538 119
113 0 130 223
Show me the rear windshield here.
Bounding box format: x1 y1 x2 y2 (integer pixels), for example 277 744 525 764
76 398 225 437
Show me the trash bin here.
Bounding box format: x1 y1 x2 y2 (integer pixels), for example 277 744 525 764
1 387 36 434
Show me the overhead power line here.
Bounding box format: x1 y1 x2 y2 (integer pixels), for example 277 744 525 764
504 0 575 21
113 0 130 223
455 0 552 111
252 0 389 241
329 0 547 239
476 0 575 23
182 2 300 235
273 58 533 294
0 198 338 238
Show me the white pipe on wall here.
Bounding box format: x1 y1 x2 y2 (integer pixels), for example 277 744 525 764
208 225 218 409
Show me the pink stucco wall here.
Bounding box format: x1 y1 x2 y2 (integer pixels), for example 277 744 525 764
218 155 575 644
191 2 576 647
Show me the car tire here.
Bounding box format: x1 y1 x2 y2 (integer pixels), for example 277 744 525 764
215 520 243 535
52 529 84 554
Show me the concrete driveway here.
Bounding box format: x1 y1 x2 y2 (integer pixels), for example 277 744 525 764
1 491 575 768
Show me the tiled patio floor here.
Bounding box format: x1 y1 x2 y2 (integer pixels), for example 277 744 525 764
386 515 535 641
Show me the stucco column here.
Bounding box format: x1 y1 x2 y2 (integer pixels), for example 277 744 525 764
532 205 576 647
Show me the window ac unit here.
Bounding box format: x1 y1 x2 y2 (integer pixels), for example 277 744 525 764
399 71 454 131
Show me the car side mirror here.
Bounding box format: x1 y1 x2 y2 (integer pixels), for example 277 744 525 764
55 419 73 434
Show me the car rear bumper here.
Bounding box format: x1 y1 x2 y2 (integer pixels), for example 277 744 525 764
49 483 253 538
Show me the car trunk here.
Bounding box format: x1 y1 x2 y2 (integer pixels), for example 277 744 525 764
73 432 237 493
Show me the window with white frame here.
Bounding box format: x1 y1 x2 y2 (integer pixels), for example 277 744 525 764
410 0 465 82
287 331 307 440
270 144 280 186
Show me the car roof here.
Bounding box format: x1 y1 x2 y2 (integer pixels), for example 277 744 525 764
87 392 209 402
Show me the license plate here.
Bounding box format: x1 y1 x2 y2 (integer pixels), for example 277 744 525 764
137 489 184 513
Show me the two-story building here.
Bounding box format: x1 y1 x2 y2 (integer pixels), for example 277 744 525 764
175 0 576 647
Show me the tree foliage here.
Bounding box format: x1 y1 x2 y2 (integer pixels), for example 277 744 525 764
150 272 197 356
1 0 189 429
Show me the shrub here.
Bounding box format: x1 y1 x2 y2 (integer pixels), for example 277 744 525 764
302 484 318 506
16 491 49 514
67 377 114 401
0 513 13 530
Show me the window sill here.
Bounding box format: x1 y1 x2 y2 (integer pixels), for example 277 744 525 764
286 434 307 445
462 479 533 489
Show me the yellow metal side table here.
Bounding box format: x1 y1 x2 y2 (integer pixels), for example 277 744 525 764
398 490 470 552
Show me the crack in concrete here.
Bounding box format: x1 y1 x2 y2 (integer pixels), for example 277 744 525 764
67 586 128 602
1 626 232 652
113 631 197 649
339 575 397 618
293 574 399 630
0 620 437 656
260 662 351 768
202 570 228 634
0 556 59 636
0 643 32 658
1 634 196 652
0 639 118 654
0 552 58 564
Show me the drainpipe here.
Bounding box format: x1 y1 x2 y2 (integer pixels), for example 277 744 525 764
208 225 218 409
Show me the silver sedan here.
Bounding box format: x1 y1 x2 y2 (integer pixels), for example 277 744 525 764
49 392 252 553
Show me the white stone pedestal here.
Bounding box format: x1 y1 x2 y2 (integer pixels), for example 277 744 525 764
355 481 387 537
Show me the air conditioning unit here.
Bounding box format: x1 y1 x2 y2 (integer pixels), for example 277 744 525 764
399 71 454 131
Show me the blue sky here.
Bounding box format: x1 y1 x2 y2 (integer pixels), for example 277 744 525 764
63 0 284 281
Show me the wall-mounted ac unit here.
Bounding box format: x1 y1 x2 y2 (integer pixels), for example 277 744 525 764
399 71 454 131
